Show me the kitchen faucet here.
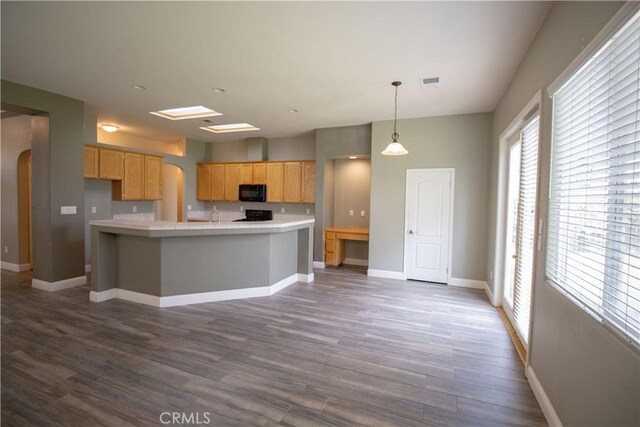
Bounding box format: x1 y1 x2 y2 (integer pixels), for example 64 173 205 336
208 207 220 222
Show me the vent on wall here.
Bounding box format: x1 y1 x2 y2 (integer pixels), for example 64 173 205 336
421 77 440 89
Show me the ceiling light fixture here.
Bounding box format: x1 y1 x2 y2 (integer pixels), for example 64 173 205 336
212 87 225 93
150 106 222 120
101 124 119 133
200 123 260 134
349 156 358 159
288 109 298 113
131 84 146 90
381 81 408 156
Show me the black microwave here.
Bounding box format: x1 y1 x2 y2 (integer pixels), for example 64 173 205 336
239 184 267 202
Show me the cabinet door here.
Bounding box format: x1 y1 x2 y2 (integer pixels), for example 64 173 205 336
283 162 302 203
121 153 145 200
210 164 225 201
99 149 124 180
84 146 99 178
225 164 241 201
144 156 163 200
241 164 254 184
196 164 211 201
301 161 316 203
266 163 283 202
253 163 267 184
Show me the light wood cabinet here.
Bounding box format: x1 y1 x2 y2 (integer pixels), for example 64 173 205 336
225 164 242 201
241 164 254 184
99 149 124 180
324 227 369 267
210 164 225 201
196 164 211 201
266 162 284 202
283 162 302 203
302 161 316 203
144 156 163 200
113 153 144 200
253 163 266 184
84 146 99 178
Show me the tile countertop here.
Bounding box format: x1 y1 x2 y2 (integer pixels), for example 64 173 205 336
89 215 315 231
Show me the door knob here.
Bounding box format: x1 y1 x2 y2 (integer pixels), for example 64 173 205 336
512 254 518 259
408 230 415 234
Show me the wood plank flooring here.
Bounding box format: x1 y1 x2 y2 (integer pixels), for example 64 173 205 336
1 266 546 426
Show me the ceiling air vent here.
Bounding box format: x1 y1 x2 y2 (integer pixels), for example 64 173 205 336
421 77 440 89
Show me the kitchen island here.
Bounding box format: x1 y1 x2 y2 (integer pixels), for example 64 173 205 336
89 216 314 307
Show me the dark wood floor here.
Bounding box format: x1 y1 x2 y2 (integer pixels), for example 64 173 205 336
1 266 546 426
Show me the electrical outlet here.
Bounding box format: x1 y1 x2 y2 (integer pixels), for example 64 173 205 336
349 210 354 216
91 206 97 214
360 210 365 217
187 204 192 211
60 206 77 215
4 246 8 254
281 207 285 213
306 208 310 215
133 206 137 213
240 206 244 212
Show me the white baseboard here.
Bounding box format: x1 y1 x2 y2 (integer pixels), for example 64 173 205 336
526 365 562 427
448 277 487 289
32 275 87 292
297 273 314 283
484 282 497 306
367 269 406 280
343 258 368 267
313 261 325 269
1 261 32 272
90 273 302 308
85 264 92 273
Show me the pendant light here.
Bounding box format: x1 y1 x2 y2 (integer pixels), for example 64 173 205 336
381 81 408 156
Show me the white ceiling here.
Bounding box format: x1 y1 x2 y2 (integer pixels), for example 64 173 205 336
1 1 551 143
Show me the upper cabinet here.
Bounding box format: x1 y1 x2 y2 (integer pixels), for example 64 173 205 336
84 146 99 178
85 145 163 201
195 160 316 203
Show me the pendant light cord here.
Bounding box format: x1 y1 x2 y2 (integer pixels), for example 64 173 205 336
392 82 399 142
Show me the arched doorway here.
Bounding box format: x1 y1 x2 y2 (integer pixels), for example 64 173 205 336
156 164 184 222
17 149 32 268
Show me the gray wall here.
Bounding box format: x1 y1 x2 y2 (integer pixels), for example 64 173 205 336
333 159 371 261
268 132 315 160
315 124 372 261
484 2 639 426
1 115 32 265
369 113 491 280
2 80 85 283
206 139 248 162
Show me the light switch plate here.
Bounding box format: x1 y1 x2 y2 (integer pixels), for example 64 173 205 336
306 208 310 215
133 206 137 213
361 210 365 217
91 206 97 214
60 206 77 215
187 204 192 211
281 207 285 213
349 210 354 216
240 206 244 212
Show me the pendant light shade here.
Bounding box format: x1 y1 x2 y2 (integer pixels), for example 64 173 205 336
382 81 408 156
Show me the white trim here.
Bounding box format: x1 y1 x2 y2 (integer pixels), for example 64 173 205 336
1 261 31 272
484 282 497 306
547 2 639 96
297 273 314 283
526 365 563 427
403 168 455 284
343 258 368 267
85 264 92 273
367 269 406 280
313 261 326 269
91 273 302 307
448 277 487 289
89 289 116 302
32 275 87 292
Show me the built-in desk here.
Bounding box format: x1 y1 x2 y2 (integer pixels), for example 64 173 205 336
324 226 369 266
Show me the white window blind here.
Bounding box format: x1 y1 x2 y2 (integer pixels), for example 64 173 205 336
547 10 640 345
513 114 540 344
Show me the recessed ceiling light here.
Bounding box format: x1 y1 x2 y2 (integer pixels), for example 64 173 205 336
150 106 222 120
101 124 119 133
349 156 358 159
200 123 260 134
212 87 225 93
131 84 146 90
288 109 298 113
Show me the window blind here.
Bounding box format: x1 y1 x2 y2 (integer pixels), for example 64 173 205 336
513 115 540 344
547 11 640 345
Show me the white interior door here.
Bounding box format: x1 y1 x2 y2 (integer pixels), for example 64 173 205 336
404 169 453 283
